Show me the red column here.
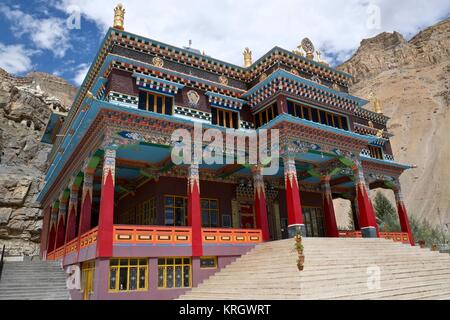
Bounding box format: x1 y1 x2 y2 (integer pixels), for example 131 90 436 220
40 206 51 260
252 166 270 241
55 196 68 250
47 203 59 253
395 189 414 246
283 157 305 237
96 148 116 258
321 177 339 237
187 164 203 257
65 185 79 244
78 170 94 236
354 164 378 238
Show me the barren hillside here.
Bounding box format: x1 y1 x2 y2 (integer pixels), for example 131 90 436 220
335 17 450 227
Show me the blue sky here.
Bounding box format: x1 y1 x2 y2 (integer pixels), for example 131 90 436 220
1 0 449 87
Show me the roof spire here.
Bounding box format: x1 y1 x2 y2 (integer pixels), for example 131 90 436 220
369 91 383 114
113 3 125 30
243 48 252 68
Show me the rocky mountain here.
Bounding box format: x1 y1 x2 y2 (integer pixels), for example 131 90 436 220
335 17 450 228
0 69 76 255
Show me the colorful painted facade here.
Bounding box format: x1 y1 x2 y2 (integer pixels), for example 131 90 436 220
38 5 415 300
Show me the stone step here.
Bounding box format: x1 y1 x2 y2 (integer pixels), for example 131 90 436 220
180 238 450 300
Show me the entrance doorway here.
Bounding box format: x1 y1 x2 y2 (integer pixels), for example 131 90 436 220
239 202 255 228
303 207 325 237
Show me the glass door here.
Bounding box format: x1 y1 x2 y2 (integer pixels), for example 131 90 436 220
302 207 325 237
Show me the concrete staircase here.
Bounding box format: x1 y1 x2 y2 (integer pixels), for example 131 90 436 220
0 258 70 300
179 238 450 300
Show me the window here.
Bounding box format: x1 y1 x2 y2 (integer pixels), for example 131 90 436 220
212 107 239 129
138 91 173 115
287 100 349 131
201 199 219 227
157 257 191 289
164 196 187 226
120 198 155 225
109 258 148 292
368 145 384 160
221 215 232 228
137 198 156 225
254 103 278 128
200 257 218 269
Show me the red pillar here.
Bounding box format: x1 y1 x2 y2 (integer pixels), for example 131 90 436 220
283 157 305 237
252 166 270 241
78 170 94 236
47 203 59 253
354 164 378 238
55 196 68 249
187 164 203 257
65 185 79 244
40 206 51 259
395 189 414 246
322 177 339 237
96 148 116 258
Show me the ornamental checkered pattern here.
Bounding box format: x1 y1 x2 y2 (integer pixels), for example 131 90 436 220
240 120 255 129
174 106 211 121
354 108 389 125
108 91 138 106
206 93 244 110
135 75 181 95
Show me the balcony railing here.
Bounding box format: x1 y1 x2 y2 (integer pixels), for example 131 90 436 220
113 225 192 246
339 230 410 244
80 227 98 250
202 228 263 245
47 225 263 260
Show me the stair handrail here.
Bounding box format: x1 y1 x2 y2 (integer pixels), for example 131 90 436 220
0 244 5 282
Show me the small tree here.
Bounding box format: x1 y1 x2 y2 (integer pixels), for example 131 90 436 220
373 192 400 232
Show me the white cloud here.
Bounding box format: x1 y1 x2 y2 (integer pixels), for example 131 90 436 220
0 43 34 74
56 0 450 66
0 4 71 58
73 63 90 86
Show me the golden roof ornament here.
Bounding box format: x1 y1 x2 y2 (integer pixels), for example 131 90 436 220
369 91 383 114
301 38 315 60
243 48 252 67
113 3 125 30
316 50 329 66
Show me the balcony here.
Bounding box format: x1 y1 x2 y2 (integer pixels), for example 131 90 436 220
46 226 263 262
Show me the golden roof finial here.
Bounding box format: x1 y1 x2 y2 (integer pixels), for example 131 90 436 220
243 48 252 68
369 91 383 114
113 3 125 30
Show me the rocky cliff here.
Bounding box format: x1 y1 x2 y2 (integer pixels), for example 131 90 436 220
0 69 76 255
335 17 450 227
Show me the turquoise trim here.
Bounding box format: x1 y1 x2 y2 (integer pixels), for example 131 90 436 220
243 69 366 106
360 156 413 170
132 72 185 89
205 91 247 105
259 113 378 143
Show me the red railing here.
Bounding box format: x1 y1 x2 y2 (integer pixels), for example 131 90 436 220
46 226 262 260
202 228 263 244
80 227 98 250
113 225 192 245
53 246 65 260
380 232 410 244
339 230 362 238
65 238 78 255
339 230 410 244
